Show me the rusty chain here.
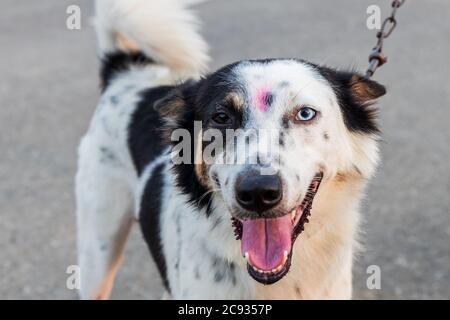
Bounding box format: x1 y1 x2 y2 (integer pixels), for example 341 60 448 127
365 0 406 78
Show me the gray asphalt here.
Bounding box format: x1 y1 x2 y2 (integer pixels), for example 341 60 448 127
0 0 449 299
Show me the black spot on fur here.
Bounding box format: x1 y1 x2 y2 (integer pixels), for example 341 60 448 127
212 172 220 187
99 146 116 163
279 132 285 147
265 92 274 106
282 117 290 129
323 132 330 140
110 95 119 105
229 262 237 285
139 163 170 291
214 271 224 282
278 81 290 88
212 257 236 285
100 51 154 91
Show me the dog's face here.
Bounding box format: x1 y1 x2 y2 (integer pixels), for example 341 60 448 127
156 59 385 284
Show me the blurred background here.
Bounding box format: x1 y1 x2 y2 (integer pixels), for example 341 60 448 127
0 0 449 299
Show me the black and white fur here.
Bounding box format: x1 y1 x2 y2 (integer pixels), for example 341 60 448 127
76 0 386 299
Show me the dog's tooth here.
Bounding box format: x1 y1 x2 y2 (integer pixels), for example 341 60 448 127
244 252 249 261
283 250 288 263
251 265 260 273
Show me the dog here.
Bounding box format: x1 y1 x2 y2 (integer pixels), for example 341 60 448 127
76 0 386 299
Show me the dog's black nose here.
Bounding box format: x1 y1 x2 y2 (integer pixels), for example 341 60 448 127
235 172 282 213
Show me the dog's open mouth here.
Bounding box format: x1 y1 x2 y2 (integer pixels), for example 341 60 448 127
231 173 323 285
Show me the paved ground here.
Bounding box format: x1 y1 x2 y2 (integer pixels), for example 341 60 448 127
0 0 449 299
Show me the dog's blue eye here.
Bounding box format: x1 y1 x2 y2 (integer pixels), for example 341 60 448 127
295 107 317 122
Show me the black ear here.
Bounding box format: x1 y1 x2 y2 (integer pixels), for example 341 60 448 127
348 74 386 104
315 66 386 134
153 89 186 117
153 80 198 120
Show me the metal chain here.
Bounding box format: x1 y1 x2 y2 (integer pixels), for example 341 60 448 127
365 0 406 78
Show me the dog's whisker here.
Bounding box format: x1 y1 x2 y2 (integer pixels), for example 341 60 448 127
196 187 222 207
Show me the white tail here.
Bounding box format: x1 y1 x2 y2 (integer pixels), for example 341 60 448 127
95 0 210 76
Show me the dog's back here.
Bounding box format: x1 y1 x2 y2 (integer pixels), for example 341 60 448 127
76 0 209 299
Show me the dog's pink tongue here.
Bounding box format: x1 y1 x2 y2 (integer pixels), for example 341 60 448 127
241 216 292 271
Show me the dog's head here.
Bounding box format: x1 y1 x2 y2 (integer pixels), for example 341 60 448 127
155 59 385 284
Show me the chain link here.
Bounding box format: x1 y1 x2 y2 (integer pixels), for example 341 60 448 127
365 0 406 78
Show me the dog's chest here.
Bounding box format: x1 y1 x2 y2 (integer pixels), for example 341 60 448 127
159 191 318 299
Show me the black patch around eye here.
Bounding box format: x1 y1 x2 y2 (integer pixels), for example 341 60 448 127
134 61 250 220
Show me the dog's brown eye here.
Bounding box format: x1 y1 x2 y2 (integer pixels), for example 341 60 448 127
212 112 232 125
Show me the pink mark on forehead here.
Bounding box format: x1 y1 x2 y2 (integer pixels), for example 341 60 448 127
254 87 271 112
